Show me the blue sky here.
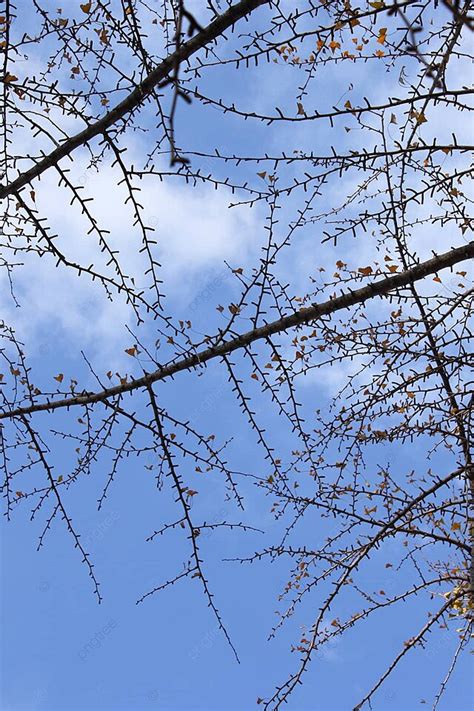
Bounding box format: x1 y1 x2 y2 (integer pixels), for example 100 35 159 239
1 1 473 710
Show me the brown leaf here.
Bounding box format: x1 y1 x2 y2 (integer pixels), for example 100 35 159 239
3 73 18 84
364 505 377 515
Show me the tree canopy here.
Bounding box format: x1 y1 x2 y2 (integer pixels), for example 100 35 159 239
1 0 473 708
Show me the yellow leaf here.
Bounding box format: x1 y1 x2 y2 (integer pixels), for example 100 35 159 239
54 373 64 383
329 40 340 52
80 2 92 12
297 102 305 116
125 347 137 357
451 522 461 531
358 266 373 276
377 28 387 44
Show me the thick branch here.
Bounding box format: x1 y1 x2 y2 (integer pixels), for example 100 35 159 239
0 0 270 201
1 240 472 420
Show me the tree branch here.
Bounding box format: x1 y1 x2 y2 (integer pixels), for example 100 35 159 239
1 240 472 420
0 0 270 201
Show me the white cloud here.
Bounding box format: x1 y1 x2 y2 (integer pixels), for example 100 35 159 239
1 147 261 368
